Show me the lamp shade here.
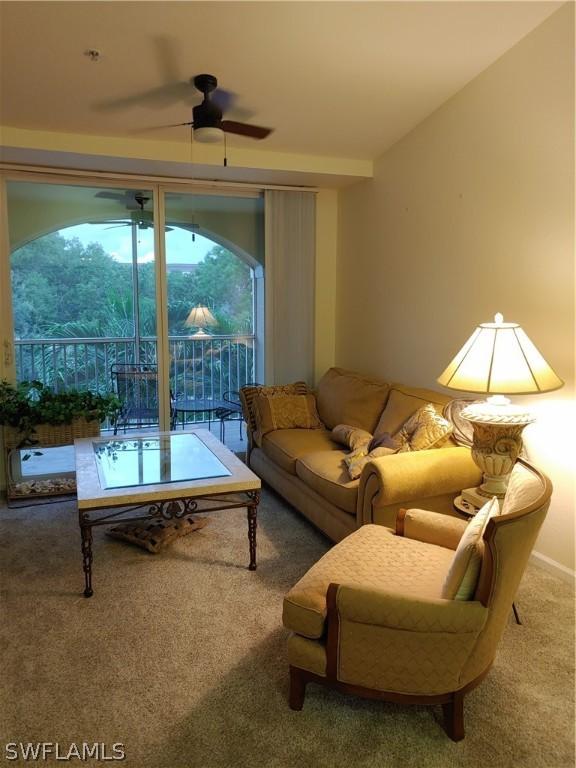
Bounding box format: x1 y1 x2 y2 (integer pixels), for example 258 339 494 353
185 305 217 329
437 314 563 395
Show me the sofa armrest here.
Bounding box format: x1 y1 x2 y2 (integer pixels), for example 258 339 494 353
358 446 481 526
333 583 487 633
396 508 468 550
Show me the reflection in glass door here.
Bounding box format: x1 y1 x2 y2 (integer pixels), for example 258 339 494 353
3 179 264 437
6 181 159 429
164 191 264 428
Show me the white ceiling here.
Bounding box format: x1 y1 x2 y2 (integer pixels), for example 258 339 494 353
0 1 562 162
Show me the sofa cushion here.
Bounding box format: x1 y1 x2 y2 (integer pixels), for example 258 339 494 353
283 524 454 639
261 428 340 475
315 367 390 432
295 451 358 515
254 393 322 446
374 385 454 437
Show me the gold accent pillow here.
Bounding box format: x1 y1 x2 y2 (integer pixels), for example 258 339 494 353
340 404 452 481
394 403 453 451
254 393 323 445
441 496 500 600
240 382 309 437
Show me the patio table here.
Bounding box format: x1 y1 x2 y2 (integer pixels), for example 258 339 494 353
173 398 232 439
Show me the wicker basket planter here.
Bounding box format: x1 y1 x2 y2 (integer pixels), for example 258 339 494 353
1 381 118 501
4 418 101 500
3 418 101 449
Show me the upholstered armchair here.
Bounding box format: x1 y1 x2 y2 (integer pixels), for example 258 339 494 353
282 459 552 740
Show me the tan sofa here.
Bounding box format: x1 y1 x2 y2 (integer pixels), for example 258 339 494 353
241 368 482 542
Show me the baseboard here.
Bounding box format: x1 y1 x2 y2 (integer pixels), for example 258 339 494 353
530 550 575 586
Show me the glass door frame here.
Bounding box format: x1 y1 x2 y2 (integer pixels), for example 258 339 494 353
152 184 170 431
0 169 263 433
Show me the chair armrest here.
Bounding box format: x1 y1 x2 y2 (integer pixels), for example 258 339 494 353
334 583 487 633
396 508 468 550
326 583 487 692
358 446 481 525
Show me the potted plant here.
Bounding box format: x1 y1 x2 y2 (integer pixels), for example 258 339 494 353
0 380 120 448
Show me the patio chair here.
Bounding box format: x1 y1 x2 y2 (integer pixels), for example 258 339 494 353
111 363 175 434
217 384 261 442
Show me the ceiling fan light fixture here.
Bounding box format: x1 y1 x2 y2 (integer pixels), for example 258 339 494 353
194 126 224 143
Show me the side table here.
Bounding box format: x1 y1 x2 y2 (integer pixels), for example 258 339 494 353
453 494 478 517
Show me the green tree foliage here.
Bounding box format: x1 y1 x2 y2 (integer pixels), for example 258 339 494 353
11 233 132 337
188 245 253 334
11 231 253 339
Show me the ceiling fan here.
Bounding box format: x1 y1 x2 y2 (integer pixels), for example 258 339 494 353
91 192 173 231
170 74 273 143
94 189 150 209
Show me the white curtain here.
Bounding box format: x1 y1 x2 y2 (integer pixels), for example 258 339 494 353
264 190 316 385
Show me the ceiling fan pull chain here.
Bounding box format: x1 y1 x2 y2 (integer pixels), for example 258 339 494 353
223 131 228 167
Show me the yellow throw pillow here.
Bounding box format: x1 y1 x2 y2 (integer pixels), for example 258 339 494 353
241 381 309 437
394 403 453 451
441 496 500 600
254 393 323 445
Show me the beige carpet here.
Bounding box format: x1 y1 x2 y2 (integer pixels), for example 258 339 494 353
0 489 574 768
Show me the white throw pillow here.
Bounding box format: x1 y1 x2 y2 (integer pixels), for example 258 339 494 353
441 496 500 601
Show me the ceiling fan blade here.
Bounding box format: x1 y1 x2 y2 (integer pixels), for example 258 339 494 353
89 220 128 225
92 220 173 231
127 122 192 135
212 89 254 122
211 88 236 113
95 81 192 113
94 190 146 205
155 35 181 87
221 120 273 140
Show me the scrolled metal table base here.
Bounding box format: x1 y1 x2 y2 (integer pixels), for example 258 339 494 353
79 490 260 598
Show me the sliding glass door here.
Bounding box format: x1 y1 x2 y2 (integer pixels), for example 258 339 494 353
164 190 263 426
5 180 160 428
1 175 264 435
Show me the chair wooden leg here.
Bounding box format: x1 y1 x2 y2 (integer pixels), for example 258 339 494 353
289 666 307 711
443 691 465 741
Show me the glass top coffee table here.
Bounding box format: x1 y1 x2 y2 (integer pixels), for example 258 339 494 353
75 429 261 597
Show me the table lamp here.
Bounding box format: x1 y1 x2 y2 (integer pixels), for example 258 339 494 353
185 305 217 338
437 313 563 507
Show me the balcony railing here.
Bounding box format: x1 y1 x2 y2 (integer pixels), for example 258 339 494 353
14 335 255 425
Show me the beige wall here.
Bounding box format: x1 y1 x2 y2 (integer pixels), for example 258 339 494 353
337 6 575 574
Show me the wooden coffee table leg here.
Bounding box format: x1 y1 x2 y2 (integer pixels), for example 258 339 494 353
80 522 94 598
247 490 260 570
